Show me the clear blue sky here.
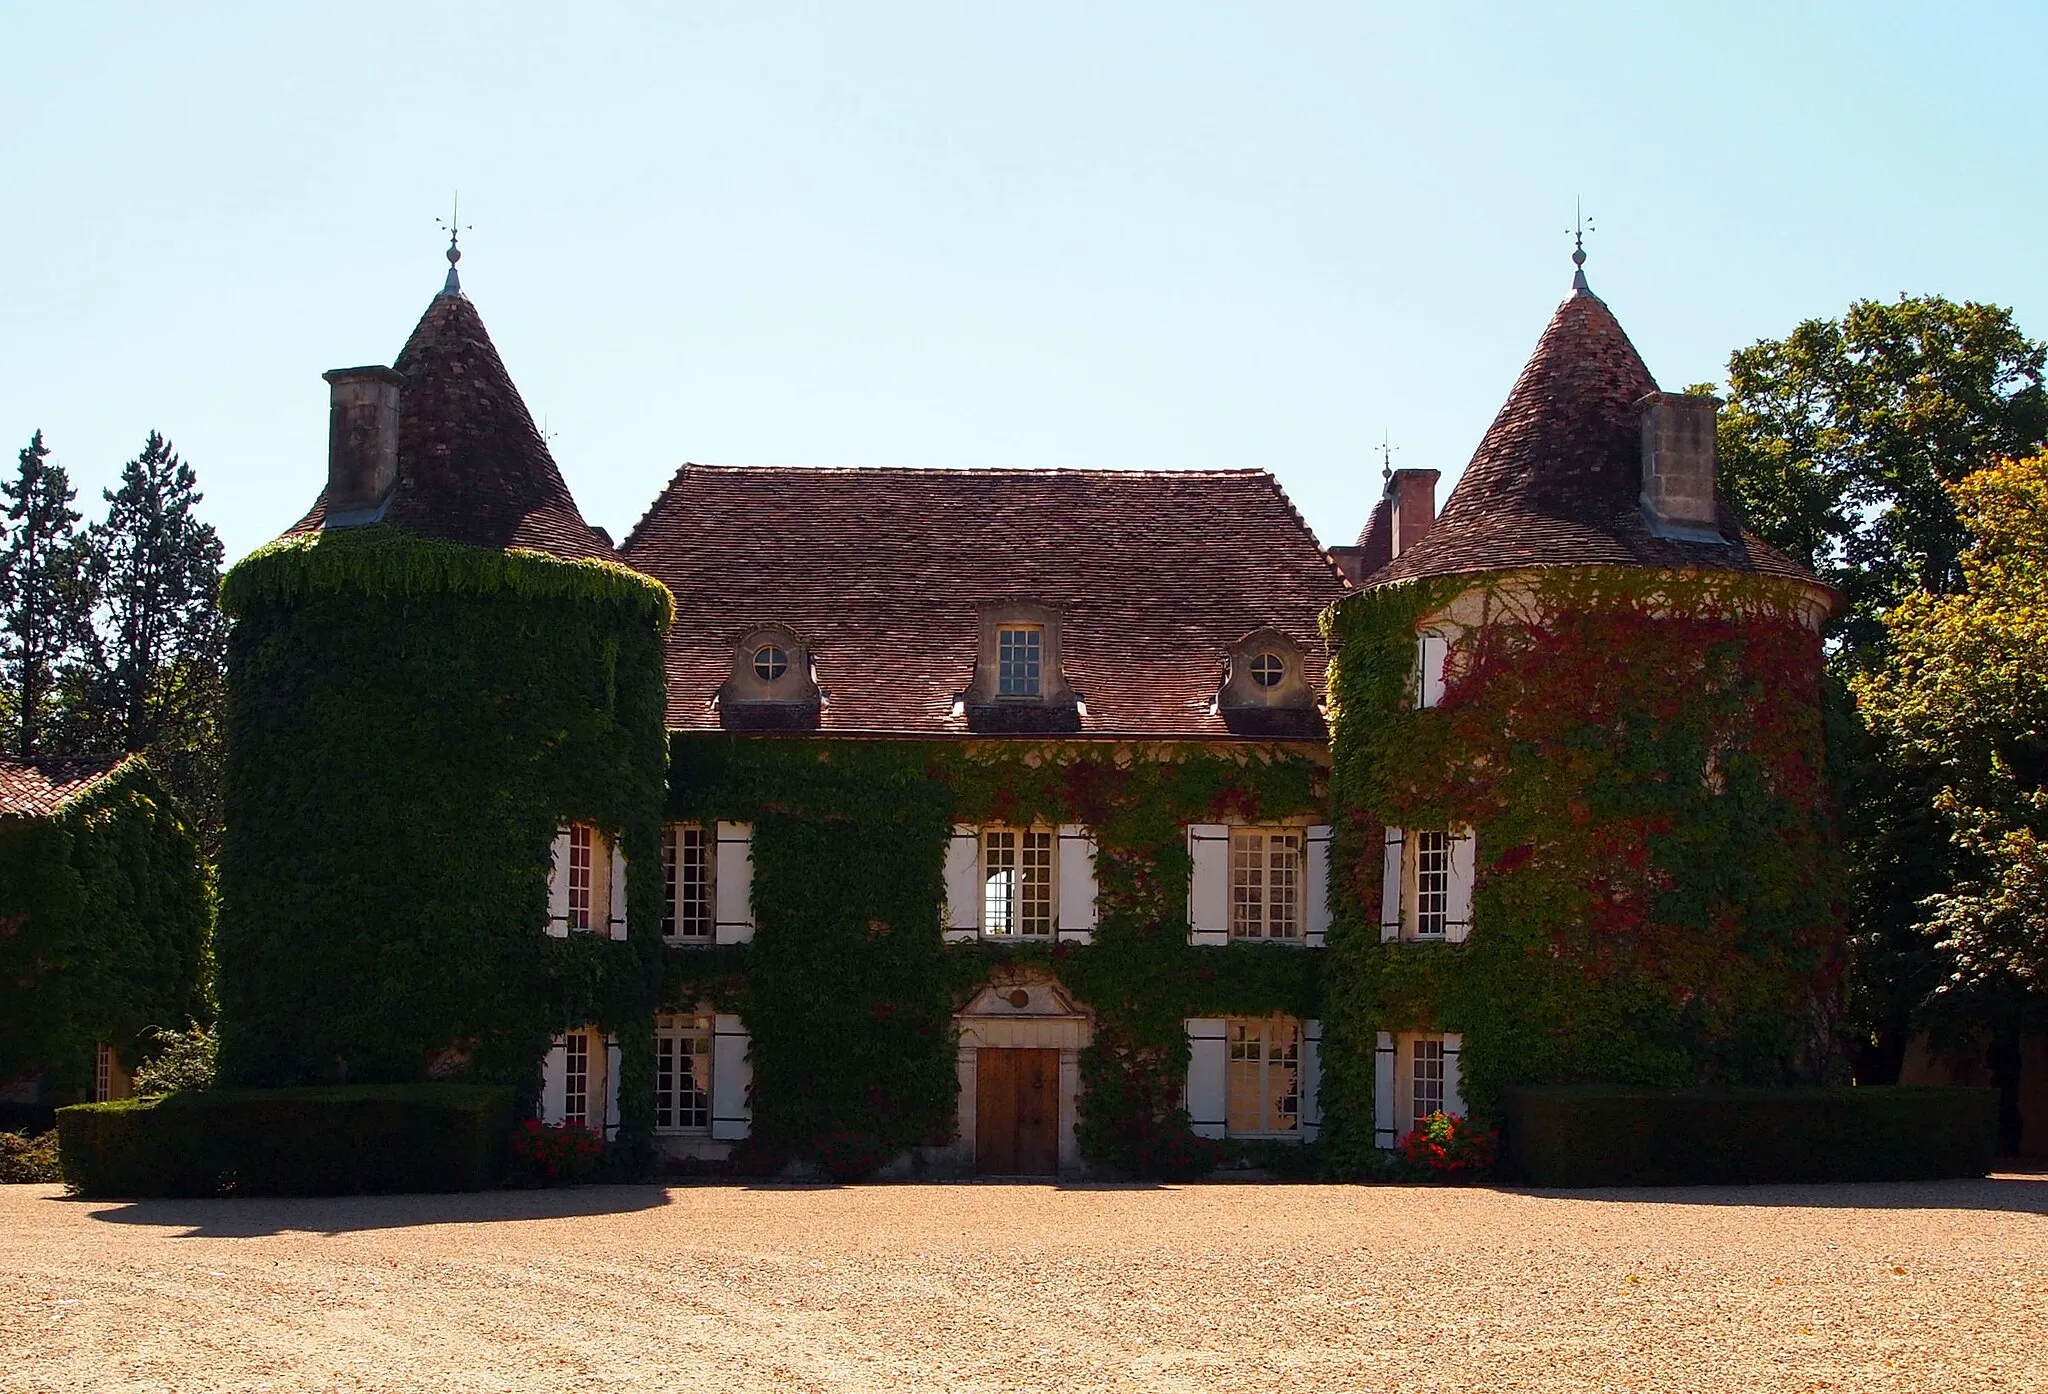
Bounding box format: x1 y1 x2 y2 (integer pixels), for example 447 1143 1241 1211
5 3 2042 563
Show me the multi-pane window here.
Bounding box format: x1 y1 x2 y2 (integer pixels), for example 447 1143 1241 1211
655 1014 713 1133
662 824 712 942
997 626 1043 697
1230 829 1303 940
93 1042 114 1104
1226 1018 1301 1137
1248 652 1286 688
563 1032 591 1127
568 824 596 932
1412 1037 1444 1125
983 828 1054 937
1414 830 1449 939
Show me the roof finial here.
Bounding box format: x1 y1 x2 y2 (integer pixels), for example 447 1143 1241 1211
435 195 471 297
1569 198 1595 295
1378 431 1399 489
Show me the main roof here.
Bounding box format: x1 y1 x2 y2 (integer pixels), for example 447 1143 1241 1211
0 755 124 818
621 466 1350 736
288 290 614 562
1369 282 1817 589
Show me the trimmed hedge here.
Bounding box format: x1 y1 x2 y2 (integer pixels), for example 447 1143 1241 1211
1507 1086 1997 1187
56 1084 516 1197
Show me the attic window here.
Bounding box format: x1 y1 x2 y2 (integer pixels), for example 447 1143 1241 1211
752 644 789 682
1249 652 1285 688
997 626 1043 697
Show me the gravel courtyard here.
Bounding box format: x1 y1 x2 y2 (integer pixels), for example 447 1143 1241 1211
2 1177 2044 1393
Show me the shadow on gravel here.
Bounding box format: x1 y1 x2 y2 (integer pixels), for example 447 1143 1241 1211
73 1184 673 1238
1498 1173 2048 1215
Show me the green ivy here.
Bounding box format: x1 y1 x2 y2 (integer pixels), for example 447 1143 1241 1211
0 758 212 1093
1318 570 1845 1176
215 527 673 1167
663 735 1327 1176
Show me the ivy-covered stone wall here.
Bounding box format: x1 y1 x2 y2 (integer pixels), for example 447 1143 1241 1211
662 735 1328 1178
0 758 212 1095
1318 570 1845 1174
216 527 673 1163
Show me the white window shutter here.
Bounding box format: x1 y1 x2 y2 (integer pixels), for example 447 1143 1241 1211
1185 1018 1227 1139
1446 829 1476 943
1187 824 1229 946
714 822 755 944
1374 1031 1397 1148
1303 825 1333 947
1379 827 1404 943
942 824 981 941
603 1037 622 1139
711 1014 752 1140
1443 1032 1465 1118
546 830 571 938
540 1037 567 1123
1418 634 1448 709
607 840 629 941
1300 1019 1323 1141
1056 824 1098 944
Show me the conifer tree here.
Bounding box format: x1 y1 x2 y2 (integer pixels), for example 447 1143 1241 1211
73 432 227 839
0 431 87 758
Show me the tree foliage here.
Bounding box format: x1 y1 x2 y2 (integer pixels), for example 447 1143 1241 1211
1717 296 2047 661
0 432 88 759
1856 452 2048 1009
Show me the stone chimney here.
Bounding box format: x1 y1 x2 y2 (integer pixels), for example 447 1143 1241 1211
320 366 404 526
1636 392 1726 543
1389 468 1439 558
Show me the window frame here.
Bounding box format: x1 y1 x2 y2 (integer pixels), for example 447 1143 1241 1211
1228 826 1305 942
980 824 1057 938
661 822 714 944
563 1032 591 1127
752 643 790 683
1412 829 1450 940
1224 1016 1302 1139
567 824 596 933
995 624 1045 698
654 1012 714 1135
1411 1035 1445 1127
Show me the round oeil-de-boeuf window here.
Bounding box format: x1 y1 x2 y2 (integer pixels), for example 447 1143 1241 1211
1249 652 1285 688
753 644 789 682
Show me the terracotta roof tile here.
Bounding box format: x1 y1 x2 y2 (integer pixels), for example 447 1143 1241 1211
0 755 123 818
1370 285 1822 591
621 467 1351 737
287 292 614 562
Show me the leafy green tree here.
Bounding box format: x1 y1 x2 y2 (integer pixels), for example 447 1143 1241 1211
1712 297 2048 1087
1718 295 2048 663
0 431 88 758
70 432 227 842
1856 451 2048 1149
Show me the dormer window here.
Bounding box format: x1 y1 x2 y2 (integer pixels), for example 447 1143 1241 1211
997 626 1043 697
752 644 789 682
1217 628 1322 739
717 624 821 732
963 603 1079 732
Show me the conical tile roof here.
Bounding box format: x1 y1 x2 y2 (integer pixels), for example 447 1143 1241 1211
1369 284 1816 588
289 290 615 562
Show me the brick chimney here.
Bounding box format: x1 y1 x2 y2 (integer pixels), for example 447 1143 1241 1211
1389 468 1440 558
320 366 404 526
1636 392 1726 543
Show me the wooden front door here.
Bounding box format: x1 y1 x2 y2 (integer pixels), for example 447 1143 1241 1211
976 1048 1060 1176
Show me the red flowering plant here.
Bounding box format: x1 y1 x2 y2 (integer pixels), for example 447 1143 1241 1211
510 1119 607 1185
1397 1112 1499 1181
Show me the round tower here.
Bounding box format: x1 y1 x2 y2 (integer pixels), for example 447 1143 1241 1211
1321 257 1842 1159
216 261 673 1147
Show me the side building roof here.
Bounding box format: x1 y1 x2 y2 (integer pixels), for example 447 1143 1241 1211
287 289 615 563
1368 280 1820 590
621 466 1350 737
0 755 126 819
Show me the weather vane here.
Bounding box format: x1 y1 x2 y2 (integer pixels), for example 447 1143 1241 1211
1378 430 1398 484
1569 198 1594 291
435 195 472 295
